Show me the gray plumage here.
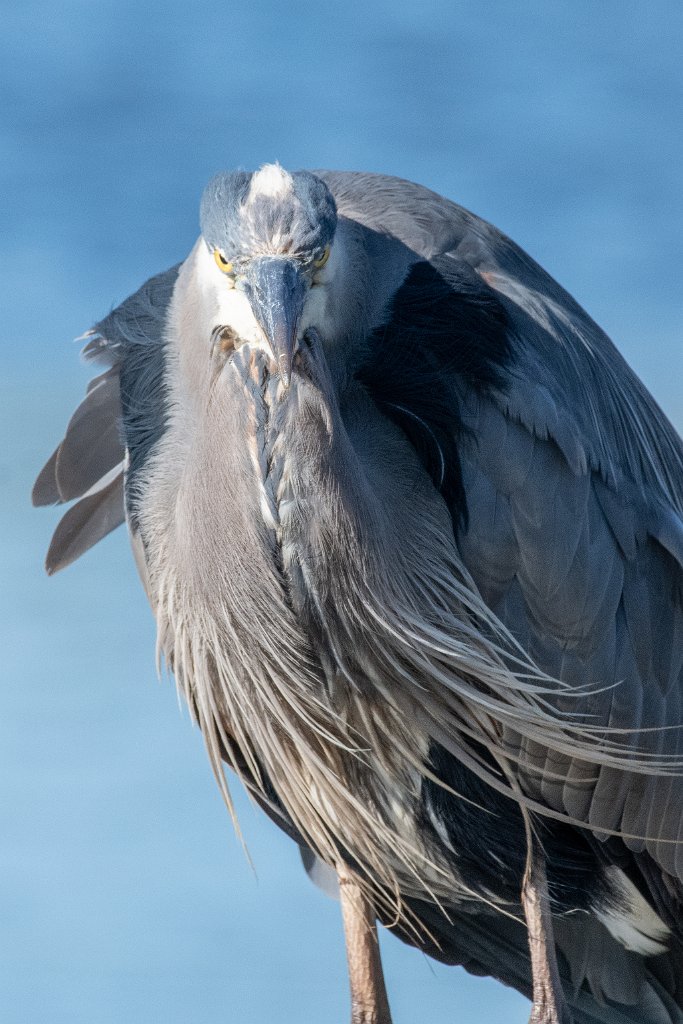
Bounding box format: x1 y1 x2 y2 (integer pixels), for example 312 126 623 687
35 166 683 1022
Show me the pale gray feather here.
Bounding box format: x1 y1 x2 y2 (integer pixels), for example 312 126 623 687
45 470 124 574
32 447 61 507
54 371 124 501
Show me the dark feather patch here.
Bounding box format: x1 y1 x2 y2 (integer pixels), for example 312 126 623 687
421 741 606 914
357 256 511 530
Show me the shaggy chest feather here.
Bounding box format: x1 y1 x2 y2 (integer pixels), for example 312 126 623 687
140 344 458 911
139 342 605 920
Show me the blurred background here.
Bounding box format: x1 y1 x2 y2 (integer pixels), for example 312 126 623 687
2 2 682 1021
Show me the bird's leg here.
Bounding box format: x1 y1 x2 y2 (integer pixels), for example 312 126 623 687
521 837 572 1024
338 869 393 1024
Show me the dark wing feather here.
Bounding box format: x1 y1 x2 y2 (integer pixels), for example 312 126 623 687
34 265 180 571
446 253 683 890
396 900 683 1024
456 397 683 865
327 172 683 903
324 170 683 513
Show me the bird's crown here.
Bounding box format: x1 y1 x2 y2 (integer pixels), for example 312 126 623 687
200 163 337 263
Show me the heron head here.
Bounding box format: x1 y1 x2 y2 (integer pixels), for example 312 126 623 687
199 164 338 385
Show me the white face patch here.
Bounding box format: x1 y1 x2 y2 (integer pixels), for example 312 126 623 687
194 242 265 348
246 163 294 203
192 225 348 370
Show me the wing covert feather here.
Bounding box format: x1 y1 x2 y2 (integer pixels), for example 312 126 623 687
458 384 683 885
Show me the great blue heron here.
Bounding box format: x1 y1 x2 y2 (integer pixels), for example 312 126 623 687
34 165 683 1024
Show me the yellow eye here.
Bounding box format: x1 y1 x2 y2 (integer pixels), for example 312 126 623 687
213 249 234 274
313 245 330 269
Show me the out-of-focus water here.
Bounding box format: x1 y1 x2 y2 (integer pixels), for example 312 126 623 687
2 3 681 1022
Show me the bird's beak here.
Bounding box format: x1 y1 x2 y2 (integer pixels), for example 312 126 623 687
243 258 307 386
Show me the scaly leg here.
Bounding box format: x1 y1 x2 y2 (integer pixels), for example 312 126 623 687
338 870 393 1024
522 837 573 1024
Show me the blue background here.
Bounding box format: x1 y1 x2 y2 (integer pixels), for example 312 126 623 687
2 2 682 1022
